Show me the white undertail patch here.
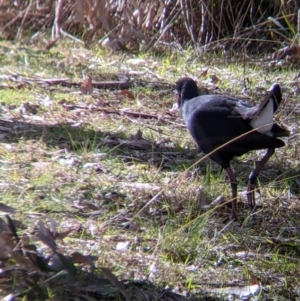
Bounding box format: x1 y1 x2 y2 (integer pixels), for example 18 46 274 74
250 98 274 135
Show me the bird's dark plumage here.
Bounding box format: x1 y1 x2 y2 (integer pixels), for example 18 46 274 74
176 77 289 219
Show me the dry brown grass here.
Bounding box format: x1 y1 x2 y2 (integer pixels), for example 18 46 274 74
0 0 299 54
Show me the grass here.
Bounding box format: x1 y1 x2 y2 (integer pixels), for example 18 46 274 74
0 39 300 300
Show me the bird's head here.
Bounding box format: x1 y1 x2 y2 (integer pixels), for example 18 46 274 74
175 77 200 108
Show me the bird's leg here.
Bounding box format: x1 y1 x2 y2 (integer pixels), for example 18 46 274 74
247 148 275 210
225 167 238 220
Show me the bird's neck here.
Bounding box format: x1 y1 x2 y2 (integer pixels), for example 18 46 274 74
182 89 199 100
180 89 199 107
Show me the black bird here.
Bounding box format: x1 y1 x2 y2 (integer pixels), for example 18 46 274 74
176 77 289 219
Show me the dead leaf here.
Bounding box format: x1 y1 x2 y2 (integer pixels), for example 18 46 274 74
20 233 30 245
0 203 15 213
77 201 99 211
52 252 77 276
71 251 97 265
19 102 39 115
20 243 48 271
210 74 220 83
197 186 210 208
199 68 209 77
119 89 135 100
0 233 15 257
45 215 57 237
80 75 93 95
5 215 19 242
35 220 56 251
44 37 60 51
55 228 76 240
0 219 11 234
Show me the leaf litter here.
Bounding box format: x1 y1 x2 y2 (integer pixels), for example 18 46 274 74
0 42 300 300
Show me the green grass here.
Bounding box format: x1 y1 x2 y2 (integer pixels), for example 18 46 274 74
0 39 300 300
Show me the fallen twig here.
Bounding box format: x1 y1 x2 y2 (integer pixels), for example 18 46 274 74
0 74 131 90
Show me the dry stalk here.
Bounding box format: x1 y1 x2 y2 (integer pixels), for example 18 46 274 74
0 0 298 53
